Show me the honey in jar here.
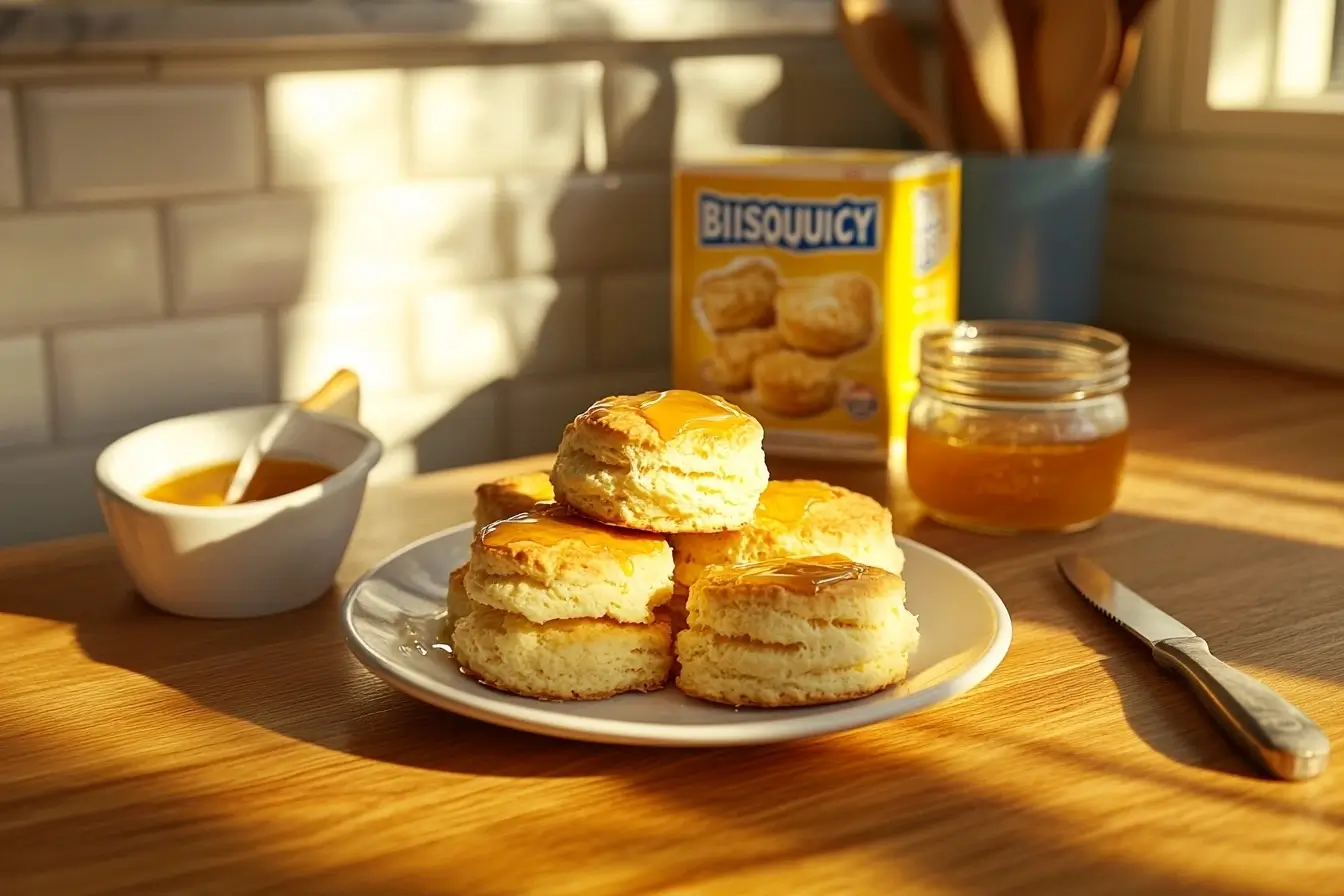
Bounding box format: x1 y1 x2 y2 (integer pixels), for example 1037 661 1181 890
905 321 1130 535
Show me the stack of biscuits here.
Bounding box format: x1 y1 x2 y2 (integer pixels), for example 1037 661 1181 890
697 258 876 418
447 388 919 707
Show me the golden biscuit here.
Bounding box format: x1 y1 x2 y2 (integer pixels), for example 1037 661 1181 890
551 390 769 533
474 471 555 532
466 503 674 624
696 259 778 333
751 349 838 417
453 606 674 701
704 327 784 392
675 555 919 707
662 588 690 637
776 274 875 356
446 562 475 625
669 479 904 589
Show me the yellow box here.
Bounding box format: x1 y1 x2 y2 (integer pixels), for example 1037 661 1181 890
672 149 961 462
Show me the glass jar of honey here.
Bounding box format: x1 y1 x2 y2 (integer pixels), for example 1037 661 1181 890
906 321 1130 535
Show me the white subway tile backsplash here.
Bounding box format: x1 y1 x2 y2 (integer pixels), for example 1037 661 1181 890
413 284 520 390
0 90 20 208
605 54 785 167
0 209 163 332
24 83 259 205
172 181 507 309
409 62 599 177
268 70 404 187
0 42 884 545
596 271 670 370
309 180 503 296
504 172 670 275
416 276 587 386
400 384 505 471
52 314 271 440
503 367 670 456
278 297 413 400
781 46 909 149
0 336 50 448
168 194 316 311
0 445 105 546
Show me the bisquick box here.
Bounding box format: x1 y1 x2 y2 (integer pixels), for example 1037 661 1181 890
671 148 961 462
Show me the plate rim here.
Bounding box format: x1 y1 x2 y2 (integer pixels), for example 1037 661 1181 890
341 522 1013 747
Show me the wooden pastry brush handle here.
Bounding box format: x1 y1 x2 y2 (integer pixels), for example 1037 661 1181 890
301 368 361 415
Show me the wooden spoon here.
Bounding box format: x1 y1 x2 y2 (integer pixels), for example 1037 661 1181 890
1001 0 1043 151
1080 0 1159 152
835 0 952 150
1033 0 1120 150
945 0 1025 153
222 369 362 505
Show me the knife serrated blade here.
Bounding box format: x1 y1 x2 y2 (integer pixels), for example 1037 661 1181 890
1056 553 1329 782
1056 553 1196 645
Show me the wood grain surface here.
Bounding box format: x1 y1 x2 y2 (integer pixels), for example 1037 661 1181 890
2 345 1342 895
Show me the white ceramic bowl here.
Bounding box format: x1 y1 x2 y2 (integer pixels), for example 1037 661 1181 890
95 405 383 619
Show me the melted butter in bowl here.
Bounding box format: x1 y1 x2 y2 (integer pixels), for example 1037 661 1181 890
143 457 337 507
95 404 382 619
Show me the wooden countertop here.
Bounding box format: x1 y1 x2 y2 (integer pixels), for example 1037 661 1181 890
2 345 1342 895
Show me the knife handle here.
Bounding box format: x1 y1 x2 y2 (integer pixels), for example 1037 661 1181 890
1152 636 1329 781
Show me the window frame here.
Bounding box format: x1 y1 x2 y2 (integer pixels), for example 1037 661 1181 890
1176 0 1344 142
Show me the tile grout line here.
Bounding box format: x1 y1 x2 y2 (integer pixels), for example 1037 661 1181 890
252 75 274 192
584 273 604 372
153 202 176 317
10 83 33 211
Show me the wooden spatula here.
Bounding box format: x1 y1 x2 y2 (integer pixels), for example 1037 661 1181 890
1001 0 1043 151
1080 0 1158 152
944 0 1025 153
940 0 1007 151
836 0 952 150
1033 0 1120 150
222 369 361 505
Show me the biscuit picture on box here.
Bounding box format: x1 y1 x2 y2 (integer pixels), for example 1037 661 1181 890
693 257 779 333
702 327 784 393
776 273 877 357
751 349 840 417
689 262 879 420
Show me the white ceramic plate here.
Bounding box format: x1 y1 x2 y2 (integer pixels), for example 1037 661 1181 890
342 524 1012 747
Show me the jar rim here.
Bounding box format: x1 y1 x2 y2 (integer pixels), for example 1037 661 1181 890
918 320 1130 400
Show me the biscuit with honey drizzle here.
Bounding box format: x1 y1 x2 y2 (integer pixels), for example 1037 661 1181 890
454 503 676 700
669 479 904 590
676 554 919 708
473 471 554 532
463 502 674 624
551 390 769 533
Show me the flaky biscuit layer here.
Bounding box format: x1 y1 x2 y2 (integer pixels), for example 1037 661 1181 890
453 606 674 701
473 471 555 532
674 557 919 707
669 480 904 588
551 392 768 533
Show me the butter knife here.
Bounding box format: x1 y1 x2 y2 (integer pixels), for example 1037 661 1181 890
1057 554 1330 781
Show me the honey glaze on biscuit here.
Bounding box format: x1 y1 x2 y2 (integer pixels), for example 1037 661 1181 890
590 390 749 441
708 554 873 595
478 503 664 572
755 479 836 523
